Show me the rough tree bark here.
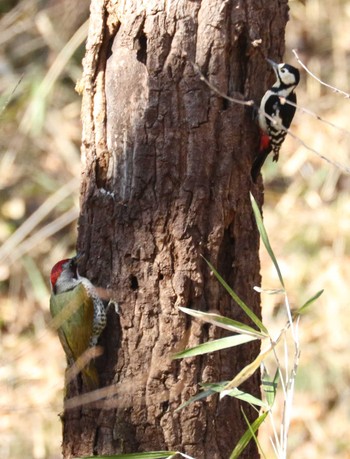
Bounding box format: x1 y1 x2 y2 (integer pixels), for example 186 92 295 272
63 1 290 458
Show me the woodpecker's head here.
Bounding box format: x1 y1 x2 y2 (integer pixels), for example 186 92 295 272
267 59 300 90
50 256 80 294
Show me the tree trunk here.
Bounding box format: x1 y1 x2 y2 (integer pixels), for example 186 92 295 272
63 1 289 458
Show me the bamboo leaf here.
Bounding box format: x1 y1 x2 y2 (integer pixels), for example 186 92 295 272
241 409 266 458
262 369 279 407
179 307 267 338
221 344 275 395
175 389 214 412
200 381 228 391
229 411 268 459
176 382 267 412
250 193 285 289
203 259 268 334
173 335 257 359
297 289 324 315
202 382 268 408
220 388 268 408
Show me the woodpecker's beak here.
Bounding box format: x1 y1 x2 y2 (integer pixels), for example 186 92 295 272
266 58 278 68
266 58 279 76
71 253 84 276
69 254 81 269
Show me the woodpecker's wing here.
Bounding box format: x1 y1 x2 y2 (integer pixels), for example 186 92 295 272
50 284 99 389
264 91 297 130
50 284 94 358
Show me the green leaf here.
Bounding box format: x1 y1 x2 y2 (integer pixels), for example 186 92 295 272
220 387 268 408
200 382 267 408
250 193 285 289
203 259 268 334
173 334 258 359
178 307 267 338
176 382 267 412
241 409 266 458
297 289 324 315
200 381 228 391
221 344 275 393
229 411 268 459
262 370 279 407
175 389 214 412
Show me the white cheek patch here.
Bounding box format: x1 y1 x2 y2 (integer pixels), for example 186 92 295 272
282 73 296 85
277 65 297 86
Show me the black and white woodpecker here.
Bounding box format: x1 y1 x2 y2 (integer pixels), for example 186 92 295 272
251 59 300 182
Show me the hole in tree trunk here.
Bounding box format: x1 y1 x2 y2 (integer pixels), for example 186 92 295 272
136 31 147 65
130 275 139 290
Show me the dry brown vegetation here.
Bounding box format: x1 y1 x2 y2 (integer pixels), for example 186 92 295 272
1 0 350 458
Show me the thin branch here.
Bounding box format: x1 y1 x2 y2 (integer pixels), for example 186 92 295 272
283 97 350 139
292 48 350 99
191 61 254 107
0 75 23 117
286 129 350 173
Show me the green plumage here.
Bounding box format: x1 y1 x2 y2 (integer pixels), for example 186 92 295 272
50 283 99 390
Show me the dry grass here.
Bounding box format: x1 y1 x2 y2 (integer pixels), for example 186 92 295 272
0 1 87 457
1 0 350 458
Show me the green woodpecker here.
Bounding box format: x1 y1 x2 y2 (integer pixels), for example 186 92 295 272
50 256 107 390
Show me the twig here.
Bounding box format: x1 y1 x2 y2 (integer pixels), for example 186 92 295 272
0 75 23 117
191 61 254 107
292 49 350 99
283 97 350 139
287 129 350 173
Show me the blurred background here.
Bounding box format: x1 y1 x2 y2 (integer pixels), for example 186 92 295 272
0 0 349 458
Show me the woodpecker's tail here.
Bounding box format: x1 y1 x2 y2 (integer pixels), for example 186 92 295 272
65 361 99 392
81 363 99 391
251 147 272 182
251 131 273 182
65 355 99 391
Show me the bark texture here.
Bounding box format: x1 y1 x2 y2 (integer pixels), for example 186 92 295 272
63 1 289 458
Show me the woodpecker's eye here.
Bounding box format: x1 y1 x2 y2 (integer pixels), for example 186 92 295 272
281 69 286 73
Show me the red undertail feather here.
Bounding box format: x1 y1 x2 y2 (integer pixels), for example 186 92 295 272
251 131 273 183
259 131 271 153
